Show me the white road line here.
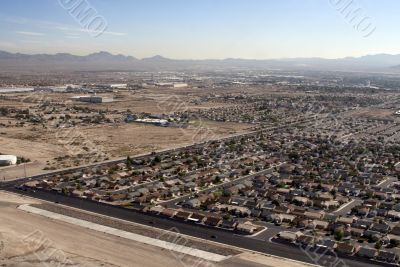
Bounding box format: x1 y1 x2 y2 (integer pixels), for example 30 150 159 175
17 204 229 262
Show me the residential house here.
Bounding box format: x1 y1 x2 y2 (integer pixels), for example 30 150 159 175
371 223 391 234
377 251 397 263
304 211 324 220
312 220 329 230
161 208 178 218
175 210 193 221
221 220 238 229
391 223 400 235
350 228 364 239
236 222 258 234
277 231 302 242
148 206 165 214
204 216 222 227
335 242 359 255
357 247 377 259
188 213 206 223
184 198 201 209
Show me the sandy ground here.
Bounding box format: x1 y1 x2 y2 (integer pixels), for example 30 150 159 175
0 131 64 180
78 120 252 157
0 191 309 267
348 107 400 121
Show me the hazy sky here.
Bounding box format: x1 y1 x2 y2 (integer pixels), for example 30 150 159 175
0 0 399 59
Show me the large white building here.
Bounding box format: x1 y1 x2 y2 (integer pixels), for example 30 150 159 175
109 84 127 89
0 155 17 166
70 95 114 103
172 83 188 88
154 82 188 88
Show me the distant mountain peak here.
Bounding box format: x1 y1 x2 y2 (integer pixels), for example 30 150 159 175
85 51 137 61
89 51 112 56
142 55 170 61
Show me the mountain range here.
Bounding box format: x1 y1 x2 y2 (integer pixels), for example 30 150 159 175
1 50 400 72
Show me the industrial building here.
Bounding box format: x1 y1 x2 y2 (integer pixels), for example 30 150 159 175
173 83 189 88
70 95 114 103
109 84 128 89
0 155 17 166
154 82 188 88
135 118 169 127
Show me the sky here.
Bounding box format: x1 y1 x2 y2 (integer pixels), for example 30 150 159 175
0 0 399 59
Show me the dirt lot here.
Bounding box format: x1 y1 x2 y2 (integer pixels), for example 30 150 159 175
348 107 400 121
0 130 63 180
77 120 252 157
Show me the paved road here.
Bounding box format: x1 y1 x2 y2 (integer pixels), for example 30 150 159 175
3 187 388 267
377 177 397 189
334 199 363 216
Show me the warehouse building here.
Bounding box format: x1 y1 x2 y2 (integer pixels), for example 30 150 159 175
70 95 114 103
154 82 188 88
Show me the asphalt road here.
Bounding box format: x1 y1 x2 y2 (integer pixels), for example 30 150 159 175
334 199 363 216
3 187 390 267
377 177 398 189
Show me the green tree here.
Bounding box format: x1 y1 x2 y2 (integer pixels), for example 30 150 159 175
334 228 344 241
126 156 132 170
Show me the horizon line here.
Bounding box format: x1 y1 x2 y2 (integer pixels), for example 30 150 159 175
1 50 399 61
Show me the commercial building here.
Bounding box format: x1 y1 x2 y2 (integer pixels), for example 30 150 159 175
135 118 169 127
154 82 188 88
172 83 188 88
70 95 114 103
109 84 128 89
